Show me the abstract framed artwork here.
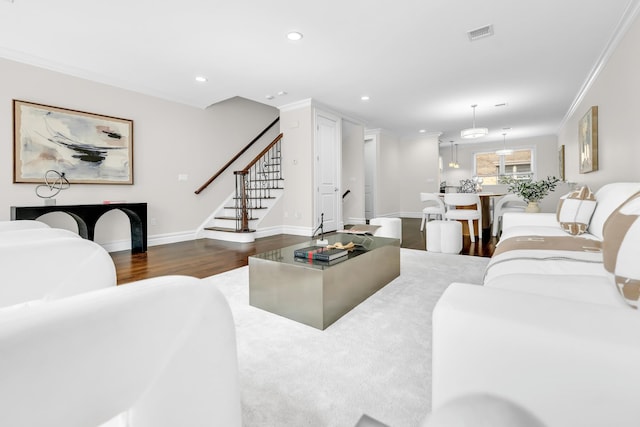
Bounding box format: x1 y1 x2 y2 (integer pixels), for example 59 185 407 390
558 145 565 181
13 100 134 184
578 106 598 174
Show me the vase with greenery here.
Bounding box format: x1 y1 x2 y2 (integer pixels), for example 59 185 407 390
500 176 560 212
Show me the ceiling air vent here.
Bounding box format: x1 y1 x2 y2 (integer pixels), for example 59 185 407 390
467 25 494 41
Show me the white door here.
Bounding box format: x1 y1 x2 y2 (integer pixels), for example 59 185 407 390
315 112 340 233
364 136 376 220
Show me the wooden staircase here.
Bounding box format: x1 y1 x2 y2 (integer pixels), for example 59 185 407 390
200 133 283 243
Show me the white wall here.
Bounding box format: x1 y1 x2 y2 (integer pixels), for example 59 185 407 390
279 102 314 234
558 11 640 189
1 58 280 249
366 129 401 217
398 133 440 216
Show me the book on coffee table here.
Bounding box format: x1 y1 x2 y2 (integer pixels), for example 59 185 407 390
293 246 348 262
294 256 348 266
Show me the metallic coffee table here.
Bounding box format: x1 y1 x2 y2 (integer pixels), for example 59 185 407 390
249 234 400 330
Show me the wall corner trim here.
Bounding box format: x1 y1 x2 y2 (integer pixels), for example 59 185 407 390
559 0 640 130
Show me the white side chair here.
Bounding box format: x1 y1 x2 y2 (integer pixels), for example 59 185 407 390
443 193 482 242
492 194 527 237
370 217 402 244
0 275 242 427
420 192 446 231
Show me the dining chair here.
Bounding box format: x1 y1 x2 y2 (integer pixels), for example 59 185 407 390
492 194 527 237
443 193 482 242
420 192 446 231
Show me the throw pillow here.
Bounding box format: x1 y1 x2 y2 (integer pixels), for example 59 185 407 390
556 186 597 235
459 179 477 193
602 191 640 308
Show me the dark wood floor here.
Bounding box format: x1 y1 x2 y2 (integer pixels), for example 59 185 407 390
110 218 497 284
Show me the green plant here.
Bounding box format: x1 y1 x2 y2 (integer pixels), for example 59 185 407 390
500 176 560 203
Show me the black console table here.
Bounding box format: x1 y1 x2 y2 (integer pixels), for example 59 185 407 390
11 203 147 253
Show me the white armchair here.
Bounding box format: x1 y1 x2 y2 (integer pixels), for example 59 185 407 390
0 275 241 427
0 232 116 308
0 220 51 232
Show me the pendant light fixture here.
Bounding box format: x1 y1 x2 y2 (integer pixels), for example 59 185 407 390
448 141 460 168
495 132 514 156
461 104 488 139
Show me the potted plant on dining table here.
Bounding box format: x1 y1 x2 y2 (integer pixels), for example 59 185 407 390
500 176 561 213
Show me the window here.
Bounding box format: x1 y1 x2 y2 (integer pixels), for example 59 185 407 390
474 149 534 185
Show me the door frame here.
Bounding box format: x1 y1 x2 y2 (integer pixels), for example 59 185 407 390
313 109 342 232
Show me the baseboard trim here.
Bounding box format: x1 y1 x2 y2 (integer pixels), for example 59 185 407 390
101 230 197 253
398 212 422 219
346 217 367 225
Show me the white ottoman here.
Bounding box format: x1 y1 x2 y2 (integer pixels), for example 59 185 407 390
370 217 402 243
426 220 462 254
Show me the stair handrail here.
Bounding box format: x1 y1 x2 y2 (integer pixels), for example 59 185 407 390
239 133 283 173
234 132 284 231
194 116 280 194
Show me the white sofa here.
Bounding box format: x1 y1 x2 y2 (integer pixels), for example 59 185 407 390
0 221 242 427
432 182 640 427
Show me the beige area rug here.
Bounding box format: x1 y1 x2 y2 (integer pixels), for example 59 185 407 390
208 249 489 427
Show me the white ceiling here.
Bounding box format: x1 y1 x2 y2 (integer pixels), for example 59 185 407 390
1 0 639 145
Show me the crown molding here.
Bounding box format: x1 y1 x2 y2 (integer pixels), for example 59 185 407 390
278 98 313 112
559 0 640 130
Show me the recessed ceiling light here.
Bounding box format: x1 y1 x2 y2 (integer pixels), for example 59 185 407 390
277 91 288 96
287 32 303 41
419 129 426 133
361 96 370 101
195 76 208 83
265 95 275 100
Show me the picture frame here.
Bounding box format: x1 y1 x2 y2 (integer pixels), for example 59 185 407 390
13 100 134 184
578 106 598 174
558 145 565 181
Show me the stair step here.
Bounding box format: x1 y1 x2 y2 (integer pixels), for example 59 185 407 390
248 178 284 182
204 226 255 233
233 196 276 200
245 187 284 191
224 206 267 210
214 216 258 221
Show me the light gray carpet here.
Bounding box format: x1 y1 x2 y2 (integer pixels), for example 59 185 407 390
208 249 489 427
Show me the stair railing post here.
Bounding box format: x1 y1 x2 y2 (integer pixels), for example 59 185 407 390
234 171 250 232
